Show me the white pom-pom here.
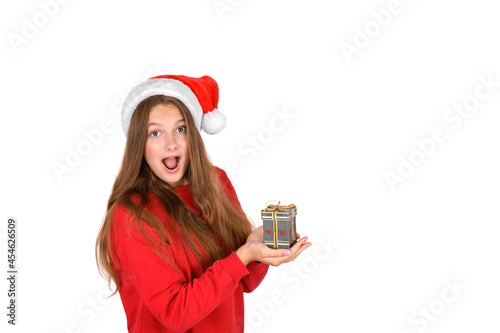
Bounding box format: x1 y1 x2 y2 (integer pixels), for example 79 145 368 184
201 109 226 134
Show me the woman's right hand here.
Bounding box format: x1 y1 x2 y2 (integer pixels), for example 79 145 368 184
236 236 311 266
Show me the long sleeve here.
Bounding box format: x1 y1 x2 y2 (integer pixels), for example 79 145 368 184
115 225 250 332
242 260 268 292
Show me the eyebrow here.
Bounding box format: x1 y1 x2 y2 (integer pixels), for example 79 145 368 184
147 118 185 127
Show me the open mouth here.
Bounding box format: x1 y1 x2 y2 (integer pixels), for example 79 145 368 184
162 156 180 173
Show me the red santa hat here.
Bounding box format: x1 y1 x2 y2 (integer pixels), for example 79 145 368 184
121 75 226 135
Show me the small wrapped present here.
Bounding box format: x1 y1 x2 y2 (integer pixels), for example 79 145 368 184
262 202 297 249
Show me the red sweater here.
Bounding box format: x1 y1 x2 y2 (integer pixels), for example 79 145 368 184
110 167 268 333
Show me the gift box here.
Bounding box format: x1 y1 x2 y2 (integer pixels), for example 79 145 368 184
262 203 297 249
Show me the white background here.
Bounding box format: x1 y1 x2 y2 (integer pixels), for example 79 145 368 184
1 0 499 332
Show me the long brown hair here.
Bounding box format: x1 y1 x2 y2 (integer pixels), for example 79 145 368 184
95 95 251 296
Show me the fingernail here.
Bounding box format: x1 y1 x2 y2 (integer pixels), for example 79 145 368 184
283 250 291 255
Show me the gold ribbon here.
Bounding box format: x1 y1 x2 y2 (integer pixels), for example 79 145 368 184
263 201 295 212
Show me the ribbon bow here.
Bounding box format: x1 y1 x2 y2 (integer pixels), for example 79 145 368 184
264 201 295 212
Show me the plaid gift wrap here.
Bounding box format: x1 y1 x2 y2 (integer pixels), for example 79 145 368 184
262 203 297 249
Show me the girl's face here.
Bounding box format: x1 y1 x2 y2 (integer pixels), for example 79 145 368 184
144 103 190 187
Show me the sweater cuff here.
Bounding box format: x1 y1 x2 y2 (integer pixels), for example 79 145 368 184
219 252 250 283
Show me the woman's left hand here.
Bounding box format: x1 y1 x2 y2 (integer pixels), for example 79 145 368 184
237 235 311 266
247 226 264 243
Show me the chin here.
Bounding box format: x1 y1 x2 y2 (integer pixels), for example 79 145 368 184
164 176 186 187
160 166 188 187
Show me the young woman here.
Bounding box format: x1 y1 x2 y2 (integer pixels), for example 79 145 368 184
95 75 311 332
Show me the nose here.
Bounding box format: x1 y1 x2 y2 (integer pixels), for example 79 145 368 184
163 133 178 151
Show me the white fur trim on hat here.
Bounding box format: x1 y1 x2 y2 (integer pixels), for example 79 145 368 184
202 109 227 134
121 78 203 135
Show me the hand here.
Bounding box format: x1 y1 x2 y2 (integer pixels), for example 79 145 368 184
246 226 264 243
236 235 311 266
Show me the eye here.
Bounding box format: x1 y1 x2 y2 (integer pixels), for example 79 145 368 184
149 130 161 137
176 126 187 133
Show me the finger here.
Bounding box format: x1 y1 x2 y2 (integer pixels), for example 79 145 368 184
248 241 292 258
264 243 311 266
282 238 311 262
261 246 292 258
292 241 312 256
291 236 309 250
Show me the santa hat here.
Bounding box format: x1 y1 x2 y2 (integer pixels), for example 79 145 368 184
121 75 226 136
